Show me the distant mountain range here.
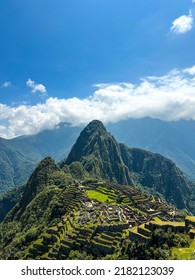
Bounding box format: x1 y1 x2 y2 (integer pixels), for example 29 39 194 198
0 123 81 193
0 120 195 260
1 117 195 194
107 118 195 181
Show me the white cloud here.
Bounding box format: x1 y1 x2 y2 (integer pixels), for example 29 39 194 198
1 66 195 138
183 65 195 75
170 11 194 34
26 78 47 94
2 81 12 88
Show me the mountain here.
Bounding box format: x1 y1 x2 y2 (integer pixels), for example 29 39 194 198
1 118 195 195
107 118 195 180
0 185 25 222
0 120 195 260
64 120 194 212
0 137 41 194
1 120 194 212
65 120 133 185
0 123 82 194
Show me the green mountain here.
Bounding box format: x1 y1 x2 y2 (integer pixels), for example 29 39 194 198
107 118 195 180
0 185 25 222
2 118 195 196
0 120 195 260
65 120 133 185
0 137 41 194
0 123 82 194
64 120 194 212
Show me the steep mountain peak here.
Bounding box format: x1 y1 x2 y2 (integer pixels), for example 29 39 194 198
75 120 107 142
13 157 60 217
65 120 110 164
84 120 106 132
64 120 132 185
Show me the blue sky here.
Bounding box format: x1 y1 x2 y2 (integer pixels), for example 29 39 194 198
0 0 195 138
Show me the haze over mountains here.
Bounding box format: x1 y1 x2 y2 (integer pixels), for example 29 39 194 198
1 117 195 195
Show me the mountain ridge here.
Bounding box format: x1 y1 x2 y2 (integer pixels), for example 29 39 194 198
1 117 195 197
1 120 195 260
0 124 82 194
63 120 194 212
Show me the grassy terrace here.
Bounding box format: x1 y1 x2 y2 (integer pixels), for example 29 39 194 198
130 206 147 215
86 190 116 203
150 221 185 227
186 216 195 223
129 225 150 240
86 185 133 206
153 217 162 222
129 226 138 233
172 240 195 259
132 195 148 202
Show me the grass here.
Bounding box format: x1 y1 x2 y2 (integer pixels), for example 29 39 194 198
190 239 195 248
121 197 132 205
87 186 132 205
86 190 116 204
186 216 195 223
33 239 43 245
171 247 195 260
130 226 138 233
153 217 163 222
151 221 185 227
96 186 117 197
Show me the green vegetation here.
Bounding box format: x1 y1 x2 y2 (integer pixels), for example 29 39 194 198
150 221 185 227
171 239 195 260
0 124 82 194
186 216 195 223
0 120 195 260
127 228 191 260
0 185 25 222
86 190 114 203
0 167 195 260
153 217 162 222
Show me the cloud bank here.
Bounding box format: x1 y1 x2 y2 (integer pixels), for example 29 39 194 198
1 66 195 138
170 11 194 34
